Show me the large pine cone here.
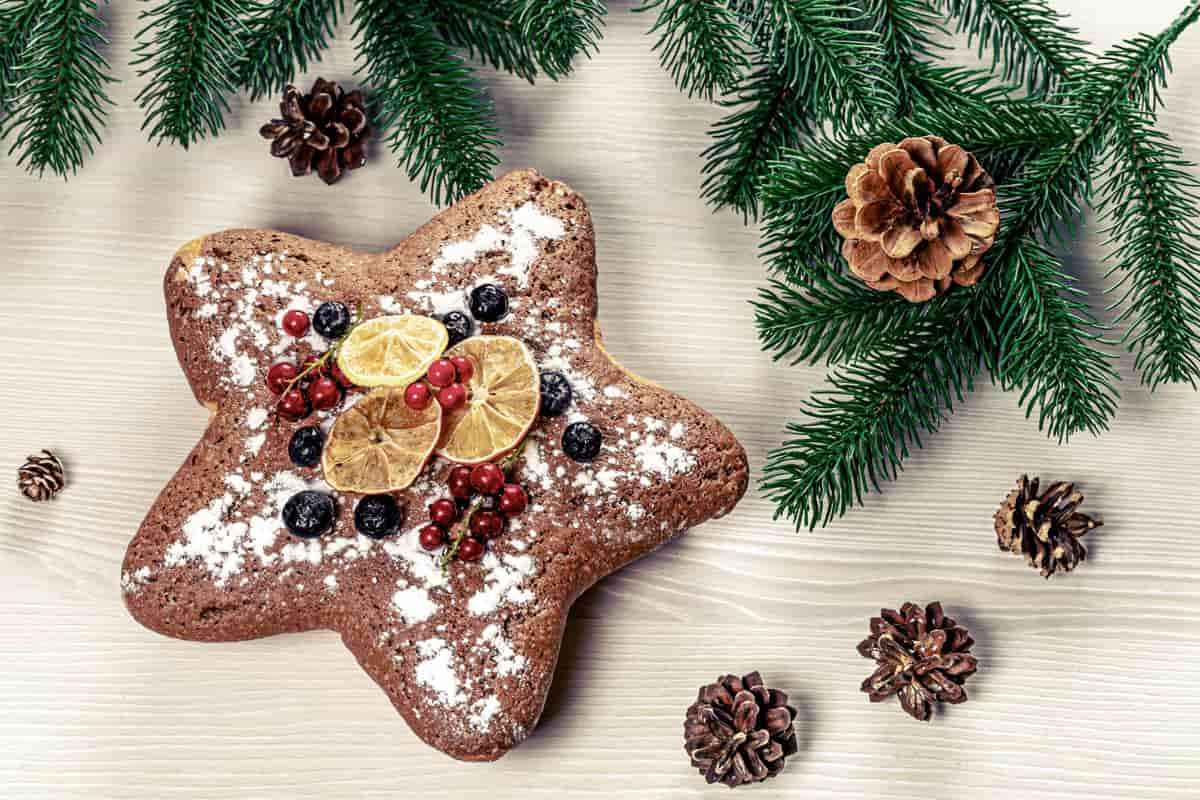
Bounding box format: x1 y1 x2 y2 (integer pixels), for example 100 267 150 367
260 78 369 185
684 671 798 788
994 474 1100 578
857 601 977 721
832 136 999 302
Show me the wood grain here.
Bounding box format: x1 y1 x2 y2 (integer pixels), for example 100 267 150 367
3 2 1200 797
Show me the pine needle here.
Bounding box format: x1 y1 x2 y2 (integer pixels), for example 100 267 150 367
634 0 751 99
237 0 342 100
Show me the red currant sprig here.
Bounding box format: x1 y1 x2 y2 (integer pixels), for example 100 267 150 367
267 303 362 421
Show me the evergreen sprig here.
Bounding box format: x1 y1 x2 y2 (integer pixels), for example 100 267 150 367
634 0 750 99
430 1 540 83
1 0 114 176
238 0 342 101
517 0 607 79
0 0 47 105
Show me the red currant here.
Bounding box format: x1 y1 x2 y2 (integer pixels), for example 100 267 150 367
404 382 432 410
448 466 473 499
419 524 446 551
301 353 327 378
450 355 474 384
429 498 458 527
309 376 341 411
470 463 505 495
328 360 354 389
267 362 298 394
282 309 310 337
470 510 504 540
436 383 467 410
457 537 485 562
426 358 456 388
278 388 309 419
498 483 528 515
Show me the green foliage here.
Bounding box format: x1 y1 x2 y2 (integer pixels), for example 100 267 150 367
634 0 750 99
1 0 114 176
133 0 253 148
354 1 501 206
238 0 342 100
516 0 606 79
429 1 540 83
867 0 946 115
0 0 47 105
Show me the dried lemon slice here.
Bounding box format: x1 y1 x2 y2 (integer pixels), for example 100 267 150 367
436 336 540 464
322 387 442 492
336 314 449 387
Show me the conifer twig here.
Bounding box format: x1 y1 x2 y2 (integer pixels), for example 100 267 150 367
237 0 342 100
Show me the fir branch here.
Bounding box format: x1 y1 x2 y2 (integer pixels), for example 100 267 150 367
941 0 1088 94
866 0 946 116
0 0 48 106
634 0 751 99
1 0 114 176
354 0 500 206
237 0 342 100
1100 105 1200 389
762 291 983 530
429 0 539 83
516 0 606 79
133 0 253 148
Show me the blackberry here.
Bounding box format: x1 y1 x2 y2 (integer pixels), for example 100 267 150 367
288 425 325 468
282 490 337 538
440 311 473 346
562 421 602 462
539 371 572 417
469 284 509 322
354 494 404 539
313 301 352 339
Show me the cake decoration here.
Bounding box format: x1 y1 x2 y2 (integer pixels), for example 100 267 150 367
121 169 748 761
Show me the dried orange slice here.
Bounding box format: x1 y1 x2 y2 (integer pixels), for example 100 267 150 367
436 336 540 464
336 314 449 387
322 387 442 492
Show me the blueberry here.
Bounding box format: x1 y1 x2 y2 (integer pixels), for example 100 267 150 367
440 310 473 346
469 284 509 323
313 301 352 339
282 490 337 539
288 426 325 468
539 371 573 417
562 421 602 462
354 494 404 539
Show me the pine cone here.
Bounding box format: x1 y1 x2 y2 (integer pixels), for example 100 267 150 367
18 449 65 502
857 601 977 721
259 78 369 185
684 671 798 788
994 474 1100 578
832 136 1000 302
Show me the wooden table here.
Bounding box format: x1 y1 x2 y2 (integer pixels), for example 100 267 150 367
3 2 1199 797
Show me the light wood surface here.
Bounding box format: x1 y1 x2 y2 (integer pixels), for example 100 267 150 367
3 3 1200 798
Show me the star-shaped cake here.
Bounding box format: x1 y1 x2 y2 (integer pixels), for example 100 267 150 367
121 169 748 761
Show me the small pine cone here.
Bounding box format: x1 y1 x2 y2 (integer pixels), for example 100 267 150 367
994 474 1100 578
684 671 798 788
832 136 1000 302
858 601 977 721
259 78 369 185
18 449 65 502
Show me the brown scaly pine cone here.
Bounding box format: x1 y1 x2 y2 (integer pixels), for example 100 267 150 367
17 449 65 502
684 671 799 788
259 78 369 185
994 474 1101 578
832 136 1000 302
857 602 977 721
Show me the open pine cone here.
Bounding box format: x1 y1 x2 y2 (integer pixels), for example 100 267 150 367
857 602 977 721
833 136 999 302
684 671 798 788
994 474 1100 578
259 78 369 185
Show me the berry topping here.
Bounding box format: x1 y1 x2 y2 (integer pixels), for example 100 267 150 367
469 510 504 540
563 421 602 462
457 537 485 561
404 382 432 410
308 376 341 411
419 524 446 551
282 309 310 337
539 371 572 417
448 465 473 499
301 353 327 377
429 498 458 528
279 388 310 420
450 355 474 384
441 311 473 346
498 483 528 515
355 494 404 539
426 358 456 388
282 490 337 539
436 383 467 410
328 360 354 389
470 463 505 495
313 301 352 339
469 284 509 322
288 425 325 468
267 362 299 395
